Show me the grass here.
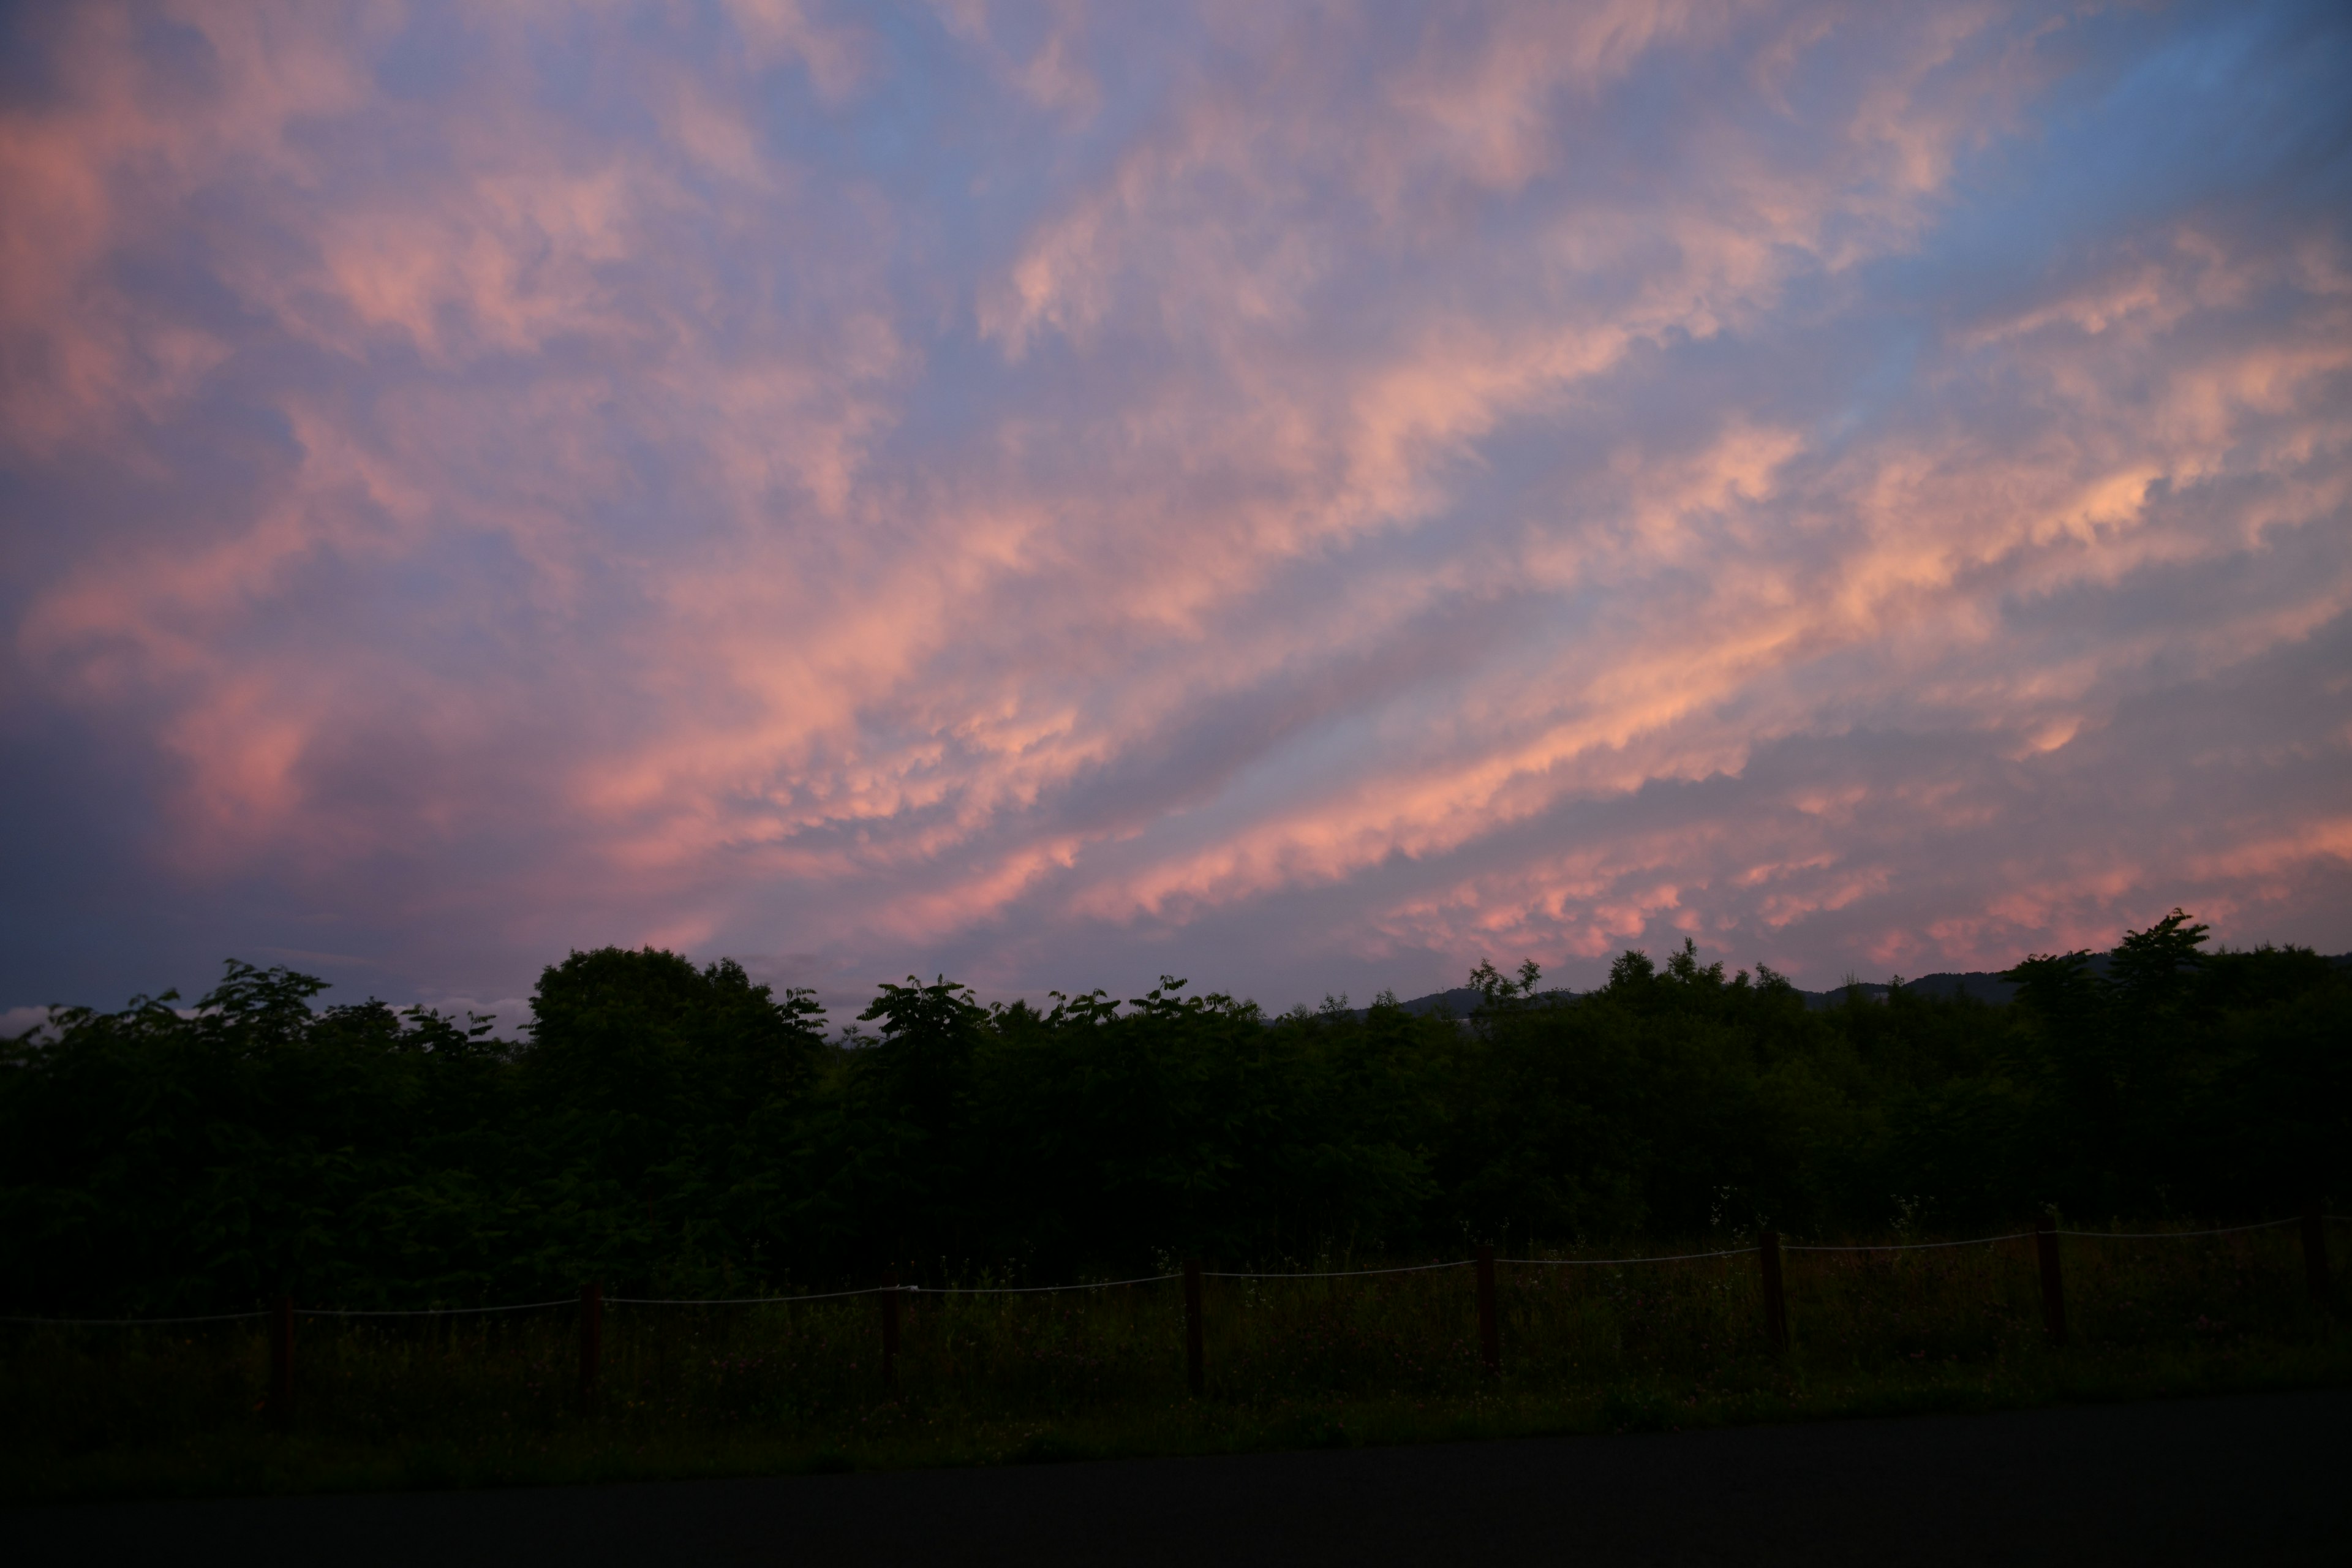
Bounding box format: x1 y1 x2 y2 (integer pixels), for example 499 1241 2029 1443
6 1222 2346 1504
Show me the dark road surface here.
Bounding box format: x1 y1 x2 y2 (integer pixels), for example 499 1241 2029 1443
15 1389 2350 1566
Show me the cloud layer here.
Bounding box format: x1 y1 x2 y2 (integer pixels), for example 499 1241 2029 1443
4 0 2349 1016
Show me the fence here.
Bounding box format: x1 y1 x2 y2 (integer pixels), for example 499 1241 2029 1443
6 1207 2339 1429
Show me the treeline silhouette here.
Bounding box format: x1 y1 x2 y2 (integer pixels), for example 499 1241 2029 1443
2 911 2343 1314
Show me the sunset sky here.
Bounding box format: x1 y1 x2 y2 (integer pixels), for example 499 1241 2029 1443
3 1 2348 1025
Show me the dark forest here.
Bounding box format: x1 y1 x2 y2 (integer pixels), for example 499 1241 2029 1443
5 911 2343 1315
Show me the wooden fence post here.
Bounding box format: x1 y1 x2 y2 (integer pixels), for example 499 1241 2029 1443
2304 1202 2332 1308
268 1293 294 1429
1475 1246 1501 1374
881 1269 900 1393
2035 1217 2067 1346
579 1282 602 1408
1183 1259 1205 1396
1758 1231 1787 1353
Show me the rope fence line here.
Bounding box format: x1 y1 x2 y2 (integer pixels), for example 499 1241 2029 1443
609 1284 906 1306
1785 1233 2032 1252
1208 1260 1472 1280
2057 1218 2301 1240
620 1275 1188 1303
0 1308 269 1325
5 1213 2339 1326
1504 1246 1758 1265
908 1272 1182 1295
301 1298 579 1317
12 1207 2341 1418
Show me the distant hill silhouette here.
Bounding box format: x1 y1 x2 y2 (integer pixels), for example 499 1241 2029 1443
1362 978 2017 1015
1371 951 2351 1017
1791 971 2014 1009
1384 986 1491 1017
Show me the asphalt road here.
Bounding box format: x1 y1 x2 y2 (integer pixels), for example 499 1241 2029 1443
16 1389 2349 1566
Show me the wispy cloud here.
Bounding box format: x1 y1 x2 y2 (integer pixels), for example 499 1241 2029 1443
4 1 2347 1011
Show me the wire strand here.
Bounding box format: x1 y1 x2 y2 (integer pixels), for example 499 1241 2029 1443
1784 1233 2032 1252
300 1298 577 1317
1204 1259 1472 1280
1500 1247 1758 1265
0 1309 268 1325
607 1285 903 1306
2057 1218 2300 1240
918 1273 1178 1294
9 1213 2330 1323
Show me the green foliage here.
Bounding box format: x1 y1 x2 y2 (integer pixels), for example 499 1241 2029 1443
2 914 2346 1314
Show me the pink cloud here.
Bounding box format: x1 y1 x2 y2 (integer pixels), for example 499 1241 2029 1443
2 1 2347 1009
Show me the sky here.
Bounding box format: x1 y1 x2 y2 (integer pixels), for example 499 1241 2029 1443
2 0 2349 1027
